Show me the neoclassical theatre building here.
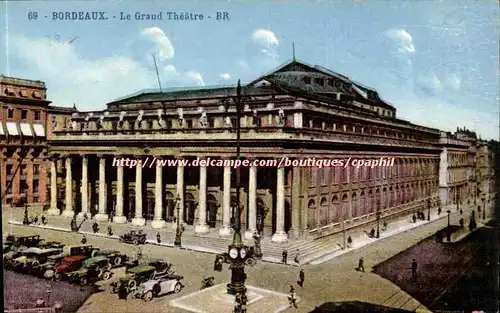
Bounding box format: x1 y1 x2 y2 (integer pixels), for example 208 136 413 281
46 60 493 241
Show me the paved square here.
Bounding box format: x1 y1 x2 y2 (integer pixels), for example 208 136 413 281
170 284 300 313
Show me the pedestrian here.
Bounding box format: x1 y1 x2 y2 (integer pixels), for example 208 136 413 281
460 209 463 215
282 250 288 265
411 259 417 281
412 213 417 223
347 236 352 248
357 257 365 272
107 225 113 236
157 232 161 244
298 269 305 287
92 221 99 233
81 234 87 244
294 249 300 264
369 228 375 238
41 214 46 225
438 207 442 215
382 220 387 231
288 285 298 309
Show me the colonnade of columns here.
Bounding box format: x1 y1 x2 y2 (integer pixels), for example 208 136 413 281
47 155 289 242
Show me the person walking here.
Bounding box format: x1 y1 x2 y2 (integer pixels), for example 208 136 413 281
294 249 300 264
282 250 288 265
157 232 161 244
81 234 87 244
438 207 442 215
412 213 417 223
382 220 387 231
41 214 46 225
288 285 297 309
411 259 418 281
107 224 113 236
298 269 305 287
357 257 365 272
347 236 352 248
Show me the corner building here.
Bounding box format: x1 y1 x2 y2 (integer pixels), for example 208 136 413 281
47 60 485 241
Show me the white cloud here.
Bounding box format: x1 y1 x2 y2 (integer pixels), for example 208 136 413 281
9 29 205 110
252 29 279 47
384 28 416 54
185 71 205 86
445 73 461 90
417 72 442 91
141 27 174 60
219 73 231 80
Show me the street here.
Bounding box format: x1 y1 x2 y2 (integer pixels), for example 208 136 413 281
3 201 494 313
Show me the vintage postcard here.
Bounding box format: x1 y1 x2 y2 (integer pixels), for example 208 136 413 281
1 0 498 312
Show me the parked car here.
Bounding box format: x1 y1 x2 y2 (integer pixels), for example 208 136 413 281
3 246 28 270
147 261 173 275
119 231 147 245
5 235 43 248
136 274 184 301
111 265 157 294
50 255 89 281
11 247 62 275
91 249 128 267
39 241 65 249
66 255 112 285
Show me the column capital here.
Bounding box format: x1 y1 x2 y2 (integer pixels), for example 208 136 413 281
47 153 60 161
79 153 88 158
96 154 106 159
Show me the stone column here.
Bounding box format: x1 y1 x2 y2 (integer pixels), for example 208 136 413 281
77 155 88 219
114 159 126 223
47 157 60 215
219 164 232 236
195 160 209 233
152 159 166 228
132 159 145 226
62 156 74 217
290 165 301 239
272 166 288 243
174 162 185 229
245 165 257 239
95 156 109 221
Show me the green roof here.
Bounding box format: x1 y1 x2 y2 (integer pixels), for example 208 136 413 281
83 255 108 266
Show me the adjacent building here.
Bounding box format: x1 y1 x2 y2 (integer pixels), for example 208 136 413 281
0 75 75 207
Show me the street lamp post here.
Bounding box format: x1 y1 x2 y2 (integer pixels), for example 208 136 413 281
446 210 451 227
482 196 486 220
376 200 380 238
214 80 255 306
174 195 182 247
427 198 431 221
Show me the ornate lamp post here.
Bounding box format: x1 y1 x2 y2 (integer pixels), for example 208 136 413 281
446 210 451 227
376 199 381 238
482 196 486 220
427 198 431 221
174 195 183 247
214 80 255 304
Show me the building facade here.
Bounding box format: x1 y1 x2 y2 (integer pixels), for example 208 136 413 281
0 76 50 206
47 60 450 241
0 75 77 207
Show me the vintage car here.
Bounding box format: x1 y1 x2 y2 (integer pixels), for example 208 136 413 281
39 241 65 249
3 246 28 269
91 249 128 267
119 230 147 245
11 247 62 274
50 255 89 281
5 235 43 248
66 255 112 285
147 261 173 275
39 245 97 278
134 274 184 301
111 265 157 294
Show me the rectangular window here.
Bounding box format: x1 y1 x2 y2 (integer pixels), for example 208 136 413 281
20 180 27 193
34 111 41 121
6 164 13 176
33 164 40 176
20 164 27 175
21 109 28 120
33 180 39 193
7 108 14 119
33 196 39 203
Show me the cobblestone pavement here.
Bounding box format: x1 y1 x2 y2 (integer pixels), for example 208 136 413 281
2 201 492 313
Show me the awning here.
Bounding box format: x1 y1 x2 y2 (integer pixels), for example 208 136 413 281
6 122 19 136
20 123 33 136
0 122 4 136
33 124 45 137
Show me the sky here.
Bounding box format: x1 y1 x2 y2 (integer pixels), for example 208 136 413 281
1 0 499 140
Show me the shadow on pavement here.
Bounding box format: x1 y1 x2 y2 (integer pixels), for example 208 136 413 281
309 301 412 313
